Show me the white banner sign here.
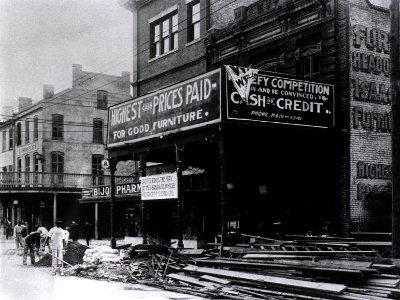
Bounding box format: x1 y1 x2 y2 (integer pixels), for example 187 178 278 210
140 173 178 200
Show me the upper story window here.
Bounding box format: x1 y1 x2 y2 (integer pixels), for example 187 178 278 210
51 152 64 173
188 1 200 42
303 56 320 79
25 120 30 144
52 114 64 140
93 118 104 144
16 123 22 146
150 12 178 59
297 55 320 79
34 116 38 141
1 131 6 152
92 154 104 185
97 90 108 109
9 128 13 149
25 155 30 172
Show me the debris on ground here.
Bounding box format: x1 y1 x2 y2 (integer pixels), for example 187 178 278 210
34 241 88 267
35 234 400 299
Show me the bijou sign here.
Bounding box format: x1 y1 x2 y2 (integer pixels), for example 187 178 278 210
225 65 334 128
82 182 141 199
107 69 221 147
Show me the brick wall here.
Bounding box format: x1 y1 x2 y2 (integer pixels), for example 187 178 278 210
136 0 208 95
348 0 390 231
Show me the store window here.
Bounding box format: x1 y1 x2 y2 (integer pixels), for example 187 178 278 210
97 90 108 109
188 1 200 42
150 11 178 58
52 114 64 140
92 154 104 185
25 120 30 144
93 118 103 143
16 123 22 146
34 116 38 141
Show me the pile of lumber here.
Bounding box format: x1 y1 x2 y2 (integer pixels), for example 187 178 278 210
62 234 400 299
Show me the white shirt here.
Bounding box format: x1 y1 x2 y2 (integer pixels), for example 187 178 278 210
48 227 64 249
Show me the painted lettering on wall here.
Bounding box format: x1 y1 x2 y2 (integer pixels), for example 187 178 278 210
357 182 391 201
353 25 390 54
356 161 392 179
352 78 390 104
352 106 391 132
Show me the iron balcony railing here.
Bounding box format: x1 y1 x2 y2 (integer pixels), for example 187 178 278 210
0 172 135 189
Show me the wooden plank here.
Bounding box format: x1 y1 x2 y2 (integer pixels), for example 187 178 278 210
364 278 400 288
200 275 231 285
179 249 204 256
167 273 219 288
242 250 377 257
183 265 347 294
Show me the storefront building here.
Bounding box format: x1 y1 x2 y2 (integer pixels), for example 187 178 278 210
103 0 390 246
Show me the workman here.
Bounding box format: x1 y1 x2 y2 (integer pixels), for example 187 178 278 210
14 221 25 249
23 229 42 265
48 220 66 276
35 225 50 252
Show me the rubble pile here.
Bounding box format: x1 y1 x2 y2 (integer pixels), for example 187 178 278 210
58 235 400 299
34 241 88 267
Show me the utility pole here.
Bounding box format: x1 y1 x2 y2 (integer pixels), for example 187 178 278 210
109 157 117 249
391 0 400 258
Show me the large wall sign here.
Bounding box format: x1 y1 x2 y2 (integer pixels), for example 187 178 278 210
225 65 334 128
141 173 178 200
107 70 221 147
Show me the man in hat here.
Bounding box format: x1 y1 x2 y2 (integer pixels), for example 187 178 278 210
48 220 66 275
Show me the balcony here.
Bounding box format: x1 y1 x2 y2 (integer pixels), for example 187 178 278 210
0 172 135 191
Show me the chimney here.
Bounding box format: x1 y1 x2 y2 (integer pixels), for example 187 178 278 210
121 71 131 92
18 97 33 112
43 84 54 99
72 64 83 87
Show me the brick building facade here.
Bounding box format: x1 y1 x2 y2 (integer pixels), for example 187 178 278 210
108 0 390 245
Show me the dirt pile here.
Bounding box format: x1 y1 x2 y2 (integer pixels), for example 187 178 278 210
34 241 88 267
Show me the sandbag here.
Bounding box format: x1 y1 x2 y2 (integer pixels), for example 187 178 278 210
100 256 121 263
98 249 118 255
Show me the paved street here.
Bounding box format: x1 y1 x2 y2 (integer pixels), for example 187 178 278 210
0 232 202 300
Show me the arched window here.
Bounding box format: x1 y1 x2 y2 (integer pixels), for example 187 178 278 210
25 155 30 184
33 152 40 185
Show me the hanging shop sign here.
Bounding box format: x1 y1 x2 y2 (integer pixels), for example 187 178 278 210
81 182 141 199
225 65 334 128
141 173 178 200
107 69 221 148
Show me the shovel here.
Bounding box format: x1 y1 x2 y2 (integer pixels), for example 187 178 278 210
42 250 73 268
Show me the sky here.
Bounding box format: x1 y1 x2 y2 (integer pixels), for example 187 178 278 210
0 0 133 114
